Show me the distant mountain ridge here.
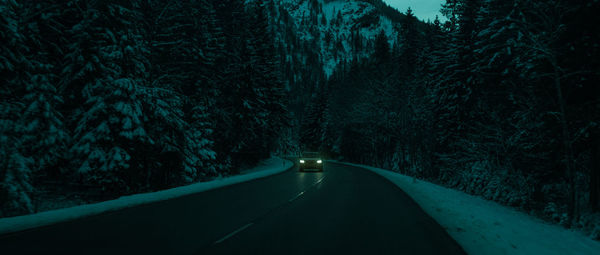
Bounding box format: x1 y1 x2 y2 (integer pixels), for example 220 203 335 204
273 0 407 76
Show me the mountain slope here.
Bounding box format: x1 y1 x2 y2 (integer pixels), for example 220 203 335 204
275 0 402 76
263 0 410 147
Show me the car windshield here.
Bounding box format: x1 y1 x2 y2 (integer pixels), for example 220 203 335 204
302 152 319 158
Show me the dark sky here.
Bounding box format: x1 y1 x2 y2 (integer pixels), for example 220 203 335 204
382 0 445 22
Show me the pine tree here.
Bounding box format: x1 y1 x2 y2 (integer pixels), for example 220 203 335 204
423 0 481 179
66 0 152 193
184 0 222 179
212 0 250 170
184 104 216 181
138 0 221 182
183 0 222 179
19 1 70 178
0 0 34 216
399 7 420 76
466 0 547 181
454 0 482 84
21 71 69 176
373 30 391 65
336 10 343 26
213 0 288 169
300 94 327 151
0 126 33 217
511 0 596 223
251 0 288 153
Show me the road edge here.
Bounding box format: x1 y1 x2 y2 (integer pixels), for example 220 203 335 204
328 161 468 253
330 161 600 255
0 157 294 236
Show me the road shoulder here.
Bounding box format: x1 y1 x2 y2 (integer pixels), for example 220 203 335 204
0 157 293 236
332 161 600 255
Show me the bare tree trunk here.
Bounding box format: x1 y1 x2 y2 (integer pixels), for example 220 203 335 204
553 71 577 224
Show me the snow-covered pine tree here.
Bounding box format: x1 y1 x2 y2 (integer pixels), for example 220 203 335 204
511 0 594 224
0 119 33 217
300 91 328 152
212 0 284 169
184 104 216 181
0 0 34 216
139 0 220 182
19 1 70 178
250 0 289 154
66 0 151 194
184 0 222 179
182 0 222 180
473 0 520 74
428 0 484 176
466 0 549 178
453 0 482 86
398 7 420 76
134 84 186 188
137 0 190 187
211 0 250 170
21 71 69 177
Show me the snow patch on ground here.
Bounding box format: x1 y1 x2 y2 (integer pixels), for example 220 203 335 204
334 161 600 255
0 157 292 235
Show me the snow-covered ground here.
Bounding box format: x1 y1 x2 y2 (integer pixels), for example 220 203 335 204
335 161 600 255
0 157 293 235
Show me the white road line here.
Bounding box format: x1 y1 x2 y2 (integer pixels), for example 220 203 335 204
315 177 325 185
214 177 326 245
288 191 305 202
214 223 254 245
288 177 325 202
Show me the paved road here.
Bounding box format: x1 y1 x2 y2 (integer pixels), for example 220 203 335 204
0 162 465 255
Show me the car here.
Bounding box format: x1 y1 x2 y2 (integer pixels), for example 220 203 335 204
298 152 323 172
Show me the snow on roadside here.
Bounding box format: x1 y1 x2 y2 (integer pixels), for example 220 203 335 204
334 161 600 255
0 157 293 235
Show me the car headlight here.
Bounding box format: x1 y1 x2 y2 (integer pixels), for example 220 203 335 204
317 160 322 164
299 160 305 163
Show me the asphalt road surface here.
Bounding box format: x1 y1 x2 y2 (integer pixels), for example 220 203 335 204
0 162 466 255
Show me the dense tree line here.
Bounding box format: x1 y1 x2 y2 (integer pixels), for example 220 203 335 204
3 0 598 238
0 0 287 217
322 0 600 237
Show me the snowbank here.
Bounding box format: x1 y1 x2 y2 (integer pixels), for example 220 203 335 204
0 157 293 235
334 161 600 255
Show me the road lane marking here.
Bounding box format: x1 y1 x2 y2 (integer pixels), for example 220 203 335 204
213 176 326 246
315 177 325 185
214 223 254 245
288 177 325 202
288 191 305 202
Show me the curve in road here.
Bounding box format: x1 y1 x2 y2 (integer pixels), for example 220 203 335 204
0 162 466 255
